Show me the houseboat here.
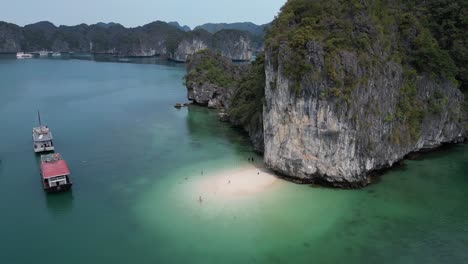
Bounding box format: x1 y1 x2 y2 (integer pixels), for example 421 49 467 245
32 112 54 153
40 153 72 192
16 52 33 59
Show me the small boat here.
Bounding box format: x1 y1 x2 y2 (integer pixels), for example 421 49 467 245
51 52 61 57
32 111 55 153
174 103 190 108
38 51 50 57
40 153 72 193
16 52 33 59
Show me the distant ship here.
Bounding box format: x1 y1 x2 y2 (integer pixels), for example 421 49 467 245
16 52 33 59
51 52 61 57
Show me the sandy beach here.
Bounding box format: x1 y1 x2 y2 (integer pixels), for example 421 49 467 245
191 162 281 202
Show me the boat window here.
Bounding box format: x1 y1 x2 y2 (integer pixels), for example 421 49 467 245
51 176 66 181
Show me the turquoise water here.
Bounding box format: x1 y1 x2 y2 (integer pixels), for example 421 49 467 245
0 57 467 264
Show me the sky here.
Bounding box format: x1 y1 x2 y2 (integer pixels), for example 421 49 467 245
0 0 286 28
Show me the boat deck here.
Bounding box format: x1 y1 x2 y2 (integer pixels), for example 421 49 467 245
33 126 53 142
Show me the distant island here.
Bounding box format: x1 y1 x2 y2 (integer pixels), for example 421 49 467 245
0 20 266 62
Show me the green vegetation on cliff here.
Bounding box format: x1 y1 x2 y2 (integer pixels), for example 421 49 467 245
184 50 265 151
185 49 265 129
265 0 467 143
266 0 466 89
185 49 238 87
229 53 265 131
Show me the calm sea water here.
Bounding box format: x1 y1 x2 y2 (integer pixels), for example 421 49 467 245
0 56 467 264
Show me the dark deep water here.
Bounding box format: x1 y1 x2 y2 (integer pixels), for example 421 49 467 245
0 56 467 264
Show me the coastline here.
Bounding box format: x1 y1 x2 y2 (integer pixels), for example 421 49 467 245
188 162 282 203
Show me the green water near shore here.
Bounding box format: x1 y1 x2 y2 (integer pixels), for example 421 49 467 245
0 57 467 264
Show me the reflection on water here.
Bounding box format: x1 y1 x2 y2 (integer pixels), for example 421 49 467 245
186 105 254 153
45 191 74 214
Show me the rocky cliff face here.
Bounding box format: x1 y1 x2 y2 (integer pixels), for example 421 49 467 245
0 21 259 62
0 22 23 52
212 30 253 61
185 50 264 152
263 42 465 187
186 50 247 107
171 38 209 62
263 0 466 187
183 0 466 188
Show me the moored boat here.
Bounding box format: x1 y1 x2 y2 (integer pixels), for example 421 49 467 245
32 111 55 153
16 52 33 59
51 52 61 57
38 51 50 57
40 153 72 193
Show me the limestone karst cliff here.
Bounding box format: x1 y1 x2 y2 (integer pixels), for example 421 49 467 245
263 42 464 187
185 0 467 188
185 50 265 152
263 0 466 187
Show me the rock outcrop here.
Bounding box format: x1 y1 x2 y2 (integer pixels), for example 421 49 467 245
168 22 191 32
183 0 467 188
171 38 209 62
0 22 23 52
262 0 466 187
185 50 264 152
186 50 247 107
194 22 270 36
212 30 253 61
263 42 465 187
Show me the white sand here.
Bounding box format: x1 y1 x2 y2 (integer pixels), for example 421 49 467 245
191 163 281 202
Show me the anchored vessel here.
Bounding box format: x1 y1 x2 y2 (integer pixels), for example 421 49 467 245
16 52 33 59
38 51 50 57
32 112 54 153
40 153 72 192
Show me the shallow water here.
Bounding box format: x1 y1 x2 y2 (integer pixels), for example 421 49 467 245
0 57 467 264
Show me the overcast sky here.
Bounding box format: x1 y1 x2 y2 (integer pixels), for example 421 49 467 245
0 0 286 28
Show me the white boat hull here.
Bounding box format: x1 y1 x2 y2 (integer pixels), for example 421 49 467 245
34 146 55 153
16 52 33 59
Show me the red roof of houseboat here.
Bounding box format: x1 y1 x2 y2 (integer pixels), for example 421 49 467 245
41 160 70 178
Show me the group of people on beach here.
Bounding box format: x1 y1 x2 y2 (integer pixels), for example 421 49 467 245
248 157 255 162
